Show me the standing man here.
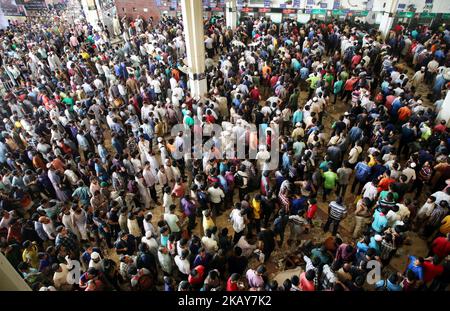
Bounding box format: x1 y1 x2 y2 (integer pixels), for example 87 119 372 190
323 197 347 236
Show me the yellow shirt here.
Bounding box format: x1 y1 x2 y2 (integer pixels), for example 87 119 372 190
80 52 90 60
440 215 450 235
368 154 377 167
22 246 39 269
203 215 215 235
251 199 261 220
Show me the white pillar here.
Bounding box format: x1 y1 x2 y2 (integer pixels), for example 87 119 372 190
80 0 100 27
378 0 399 39
437 91 450 127
226 0 237 30
181 0 208 98
0 253 31 291
0 5 8 29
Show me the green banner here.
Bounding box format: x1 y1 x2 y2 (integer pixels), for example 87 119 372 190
419 12 436 18
311 8 327 15
332 9 346 16
355 10 369 16
396 11 415 18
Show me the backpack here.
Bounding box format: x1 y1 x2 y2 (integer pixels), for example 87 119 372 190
234 173 244 188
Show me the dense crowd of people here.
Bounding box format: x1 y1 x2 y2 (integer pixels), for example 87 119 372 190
0 4 450 292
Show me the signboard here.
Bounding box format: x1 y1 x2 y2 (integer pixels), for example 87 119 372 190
419 12 436 18
258 7 270 13
264 0 271 8
293 0 301 7
280 3 286 8
332 9 347 16
237 0 243 8
396 11 414 18
311 8 326 15
241 7 255 13
282 9 297 14
170 0 177 10
320 2 328 9
0 0 26 16
333 0 341 10
354 10 369 16
15 0 47 10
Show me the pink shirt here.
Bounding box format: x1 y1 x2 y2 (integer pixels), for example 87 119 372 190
70 36 79 47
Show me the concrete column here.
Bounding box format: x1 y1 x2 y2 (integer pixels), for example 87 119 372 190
0 5 8 29
181 0 208 98
226 0 237 30
378 0 399 39
0 253 31 291
437 91 450 127
80 0 100 28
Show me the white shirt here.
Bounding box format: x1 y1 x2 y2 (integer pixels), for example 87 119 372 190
230 209 245 233
402 167 416 183
431 191 450 206
174 255 191 275
164 213 180 233
201 236 219 253
207 187 225 204
362 182 378 201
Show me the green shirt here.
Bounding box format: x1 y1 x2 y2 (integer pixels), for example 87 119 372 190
185 116 194 127
333 80 344 94
306 76 319 89
62 97 75 112
323 171 338 189
379 190 399 202
340 71 349 83
324 73 334 88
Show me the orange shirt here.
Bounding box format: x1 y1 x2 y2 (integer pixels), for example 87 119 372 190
32 155 47 170
262 66 271 79
52 158 65 172
172 69 180 81
398 106 411 122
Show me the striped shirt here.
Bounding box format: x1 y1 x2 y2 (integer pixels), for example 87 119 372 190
329 201 347 220
380 240 396 260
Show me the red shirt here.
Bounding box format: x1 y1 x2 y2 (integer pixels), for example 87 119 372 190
432 237 450 259
226 278 239 291
306 204 318 220
377 177 395 192
249 88 260 101
385 95 396 111
205 114 216 124
434 124 446 133
422 261 444 283
270 76 279 88
299 272 315 291
344 77 359 91
188 265 205 285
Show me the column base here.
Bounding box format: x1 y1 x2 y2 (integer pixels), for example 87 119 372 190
189 78 208 99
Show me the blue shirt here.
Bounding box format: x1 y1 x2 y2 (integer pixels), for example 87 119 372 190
369 237 381 256
291 197 308 215
300 67 309 80
406 256 424 281
371 210 388 233
375 279 402 291
292 110 303 125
